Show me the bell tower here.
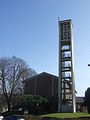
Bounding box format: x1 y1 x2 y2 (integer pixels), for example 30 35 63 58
58 19 76 113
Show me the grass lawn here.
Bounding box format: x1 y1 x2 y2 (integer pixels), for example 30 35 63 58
40 112 90 119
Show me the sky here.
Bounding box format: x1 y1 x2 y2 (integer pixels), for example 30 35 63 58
0 0 90 96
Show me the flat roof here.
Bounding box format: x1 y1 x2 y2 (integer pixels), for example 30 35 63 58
59 19 72 23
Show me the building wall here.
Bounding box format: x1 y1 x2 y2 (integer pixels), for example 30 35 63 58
24 78 35 95
24 73 85 112
24 74 58 97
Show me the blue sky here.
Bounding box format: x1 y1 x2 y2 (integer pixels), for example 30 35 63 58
0 0 90 96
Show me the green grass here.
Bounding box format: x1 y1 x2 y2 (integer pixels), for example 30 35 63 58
40 112 90 119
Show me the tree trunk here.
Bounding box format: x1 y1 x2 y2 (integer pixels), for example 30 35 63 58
7 100 11 111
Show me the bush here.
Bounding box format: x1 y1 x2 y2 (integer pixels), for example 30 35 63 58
12 95 49 114
2 110 23 117
85 88 90 114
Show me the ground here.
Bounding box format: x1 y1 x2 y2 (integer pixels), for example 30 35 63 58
40 112 90 119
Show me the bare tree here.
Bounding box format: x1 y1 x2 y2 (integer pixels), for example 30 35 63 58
0 56 36 111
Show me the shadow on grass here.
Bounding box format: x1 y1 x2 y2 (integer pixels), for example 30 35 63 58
25 116 90 120
41 117 90 120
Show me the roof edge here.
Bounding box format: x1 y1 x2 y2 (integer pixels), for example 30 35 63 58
23 72 58 83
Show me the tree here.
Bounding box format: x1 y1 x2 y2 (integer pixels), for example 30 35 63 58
85 87 90 113
12 95 48 114
0 56 36 111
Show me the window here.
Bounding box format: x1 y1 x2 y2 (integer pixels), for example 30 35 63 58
62 61 71 68
62 51 71 58
62 45 70 50
68 37 70 40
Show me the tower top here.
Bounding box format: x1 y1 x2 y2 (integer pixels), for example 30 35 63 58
58 19 72 23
